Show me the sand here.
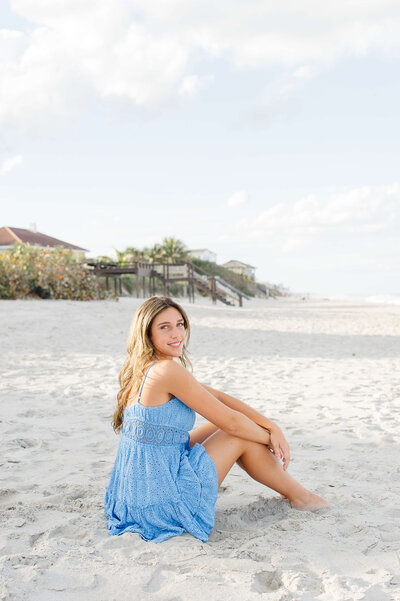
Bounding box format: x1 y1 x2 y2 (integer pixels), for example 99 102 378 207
0 296 399 601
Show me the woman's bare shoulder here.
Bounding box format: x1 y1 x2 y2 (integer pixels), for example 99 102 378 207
153 359 188 378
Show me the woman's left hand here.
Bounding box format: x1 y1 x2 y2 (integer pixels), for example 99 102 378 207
267 426 290 470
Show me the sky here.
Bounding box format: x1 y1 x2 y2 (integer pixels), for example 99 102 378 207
1 0 399 297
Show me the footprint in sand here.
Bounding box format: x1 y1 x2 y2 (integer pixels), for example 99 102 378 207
0 488 18 499
143 565 177 593
14 438 41 449
251 569 282 592
135 551 158 566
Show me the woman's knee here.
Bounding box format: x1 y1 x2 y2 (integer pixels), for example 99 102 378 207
203 431 265 461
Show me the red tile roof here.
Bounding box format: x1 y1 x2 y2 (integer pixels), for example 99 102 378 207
0 227 88 251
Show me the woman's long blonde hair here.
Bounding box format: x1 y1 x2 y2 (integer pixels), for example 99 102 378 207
113 296 191 432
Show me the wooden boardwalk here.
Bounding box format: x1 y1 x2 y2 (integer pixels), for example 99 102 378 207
86 260 250 307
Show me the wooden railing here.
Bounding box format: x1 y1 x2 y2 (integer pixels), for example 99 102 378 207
86 260 246 306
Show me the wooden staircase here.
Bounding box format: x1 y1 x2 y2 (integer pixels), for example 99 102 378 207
87 260 246 306
192 273 234 306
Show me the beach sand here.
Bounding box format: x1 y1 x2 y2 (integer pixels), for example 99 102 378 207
1 296 399 601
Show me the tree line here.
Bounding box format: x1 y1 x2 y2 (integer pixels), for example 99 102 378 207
98 237 189 265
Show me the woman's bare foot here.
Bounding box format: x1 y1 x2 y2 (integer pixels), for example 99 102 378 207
289 491 330 512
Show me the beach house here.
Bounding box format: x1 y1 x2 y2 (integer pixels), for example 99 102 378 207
188 249 217 263
222 260 256 280
0 225 88 256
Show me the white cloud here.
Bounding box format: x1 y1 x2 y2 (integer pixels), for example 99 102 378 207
281 237 310 252
227 190 249 207
178 74 214 96
0 0 399 127
290 186 391 228
84 22 188 105
1 0 191 125
293 65 314 79
178 75 200 96
189 1 400 67
240 65 316 126
0 154 22 175
238 182 400 251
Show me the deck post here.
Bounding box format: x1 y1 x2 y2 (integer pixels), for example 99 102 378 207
211 277 216 304
190 265 195 302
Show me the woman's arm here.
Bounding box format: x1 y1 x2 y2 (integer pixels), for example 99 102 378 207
200 383 290 470
200 383 278 432
155 360 271 446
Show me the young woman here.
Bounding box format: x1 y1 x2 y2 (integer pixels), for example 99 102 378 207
104 296 328 543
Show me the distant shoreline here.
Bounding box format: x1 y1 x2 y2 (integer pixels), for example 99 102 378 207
303 293 400 306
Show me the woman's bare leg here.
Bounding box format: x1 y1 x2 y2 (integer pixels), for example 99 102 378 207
237 457 288 499
202 430 328 511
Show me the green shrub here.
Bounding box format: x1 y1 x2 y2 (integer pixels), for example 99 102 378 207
191 258 255 296
0 244 107 300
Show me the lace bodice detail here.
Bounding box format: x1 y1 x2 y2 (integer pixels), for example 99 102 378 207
122 415 189 445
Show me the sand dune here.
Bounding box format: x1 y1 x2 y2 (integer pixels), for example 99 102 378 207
1 297 399 601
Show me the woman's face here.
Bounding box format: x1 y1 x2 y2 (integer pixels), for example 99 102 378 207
150 307 186 359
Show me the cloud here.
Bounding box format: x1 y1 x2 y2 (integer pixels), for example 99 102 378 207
240 64 316 126
237 182 400 251
187 1 400 68
281 237 310 253
178 74 213 96
1 0 191 126
227 190 248 207
178 75 200 96
85 23 188 105
1 0 400 127
0 154 22 175
293 65 314 79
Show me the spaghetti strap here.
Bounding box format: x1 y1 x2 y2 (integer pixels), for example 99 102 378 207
137 360 158 401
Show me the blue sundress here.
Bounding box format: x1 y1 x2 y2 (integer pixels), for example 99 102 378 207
104 361 219 543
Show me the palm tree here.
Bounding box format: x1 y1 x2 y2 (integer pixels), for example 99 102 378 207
144 243 164 263
113 248 125 264
97 254 116 265
113 247 144 264
160 237 188 264
123 247 144 263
